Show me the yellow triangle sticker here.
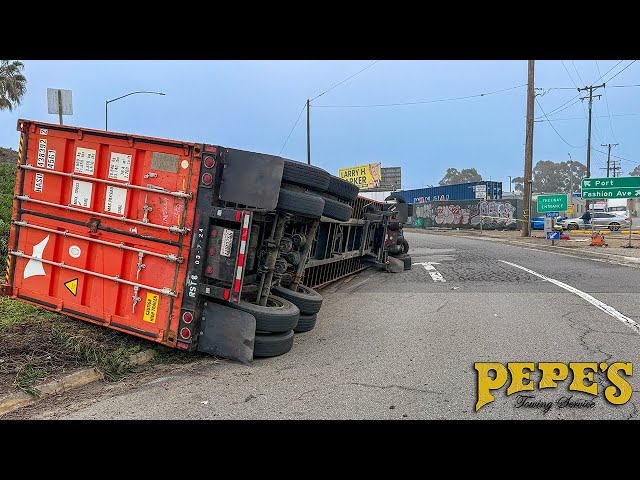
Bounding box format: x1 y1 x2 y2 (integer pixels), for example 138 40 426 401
64 278 78 296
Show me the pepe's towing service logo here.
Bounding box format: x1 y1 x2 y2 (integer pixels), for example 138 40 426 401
475 362 633 412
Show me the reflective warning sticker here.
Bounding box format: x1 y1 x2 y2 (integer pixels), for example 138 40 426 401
108 152 132 181
46 150 56 169
34 173 44 193
104 186 128 215
64 278 78 296
39 129 48 135
37 139 47 167
143 293 159 323
71 180 93 208
74 147 96 175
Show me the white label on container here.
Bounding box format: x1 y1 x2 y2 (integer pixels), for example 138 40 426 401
71 180 93 208
46 150 56 169
104 186 128 215
34 173 44 193
74 147 96 175
37 139 47 167
68 245 81 258
108 152 132 181
40 129 48 135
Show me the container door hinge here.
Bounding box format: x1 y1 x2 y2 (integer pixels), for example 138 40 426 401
132 285 141 314
142 194 153 224
136 252 146 280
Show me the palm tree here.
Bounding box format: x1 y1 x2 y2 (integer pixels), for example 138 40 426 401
0 60 27 111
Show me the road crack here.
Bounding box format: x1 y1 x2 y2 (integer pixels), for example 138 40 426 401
348 382 442 395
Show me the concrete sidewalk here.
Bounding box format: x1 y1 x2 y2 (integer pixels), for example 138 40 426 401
405 227 640 264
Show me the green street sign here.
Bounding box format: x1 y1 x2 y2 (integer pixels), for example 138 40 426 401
581 177 640 190
581 177 640 199
537 194 568 212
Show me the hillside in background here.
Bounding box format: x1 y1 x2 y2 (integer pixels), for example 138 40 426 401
0 147 19 164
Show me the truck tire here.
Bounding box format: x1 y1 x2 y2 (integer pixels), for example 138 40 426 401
231 295 300 333
294 313 317 333
272 284 323 315
282 160 331 192
254 330 295 357
401 239 409 254
277 189 325 218
326 176 360 201
321 196 353 222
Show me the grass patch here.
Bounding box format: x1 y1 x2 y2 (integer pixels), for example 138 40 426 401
15 365 48 395
0 296 60 331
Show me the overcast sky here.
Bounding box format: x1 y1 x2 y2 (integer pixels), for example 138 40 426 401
1 60 638 190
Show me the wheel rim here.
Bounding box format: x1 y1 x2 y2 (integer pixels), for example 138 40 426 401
569 223 578 230
609 223 620 231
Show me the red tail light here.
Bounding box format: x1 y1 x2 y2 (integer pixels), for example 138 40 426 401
202 173 213 185
177 342 189 349
180 327 191 339
203 156 215 168
182 311 193 324
224 289 230 300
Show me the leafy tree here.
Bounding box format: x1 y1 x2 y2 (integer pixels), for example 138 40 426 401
629 165 640 176
511 160 585 194
512 176 525 193
438 167 482 186
0 60 27 111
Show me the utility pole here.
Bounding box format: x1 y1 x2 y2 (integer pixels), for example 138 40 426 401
306 99 311 165
601 143 619 177
522 60 535 237
578 83 604 210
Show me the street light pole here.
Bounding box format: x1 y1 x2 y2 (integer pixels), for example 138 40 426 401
105 91 166 131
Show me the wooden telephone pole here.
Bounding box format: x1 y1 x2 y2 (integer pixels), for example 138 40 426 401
522 60 535 237
578 83 604 209
601 143 619 177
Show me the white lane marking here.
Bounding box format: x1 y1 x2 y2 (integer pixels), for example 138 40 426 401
413 261 446 282
500 260 640 335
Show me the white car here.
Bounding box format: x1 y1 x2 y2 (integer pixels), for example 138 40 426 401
558 212 630 231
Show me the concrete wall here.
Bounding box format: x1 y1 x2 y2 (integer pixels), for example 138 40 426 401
412 199 523 230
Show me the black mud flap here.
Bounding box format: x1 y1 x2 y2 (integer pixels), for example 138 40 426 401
197 302 256 365
218 148 284 210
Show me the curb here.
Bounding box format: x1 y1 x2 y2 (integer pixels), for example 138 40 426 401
407 228 640 267
0 348 156 417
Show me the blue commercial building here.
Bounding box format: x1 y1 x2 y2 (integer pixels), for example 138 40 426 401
392 181 503 204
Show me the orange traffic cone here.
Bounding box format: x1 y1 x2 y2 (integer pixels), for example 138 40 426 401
590 232 607 246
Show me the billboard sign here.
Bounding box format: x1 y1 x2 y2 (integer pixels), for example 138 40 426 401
339 163 382 189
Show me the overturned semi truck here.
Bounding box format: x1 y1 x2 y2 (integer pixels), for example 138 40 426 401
2 120 410 363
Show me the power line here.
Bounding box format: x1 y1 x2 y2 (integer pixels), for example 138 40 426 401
535 113 640 122
310 60 381 102
533 98 581 120
592 147 639 165
561 60 580 89
594 60 624 84
535 97 585 149
313 83 527 108
595 60 618 143
279 102 307 155
604 60 637 83
571 60 586 86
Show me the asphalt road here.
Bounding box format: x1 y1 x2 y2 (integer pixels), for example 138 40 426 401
62 231 640 420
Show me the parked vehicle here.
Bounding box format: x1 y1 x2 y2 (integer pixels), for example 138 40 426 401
557 212 630 231
2 119 408 363
531 217 544 230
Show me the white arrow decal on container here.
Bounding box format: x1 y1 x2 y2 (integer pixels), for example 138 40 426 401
24 235 50 279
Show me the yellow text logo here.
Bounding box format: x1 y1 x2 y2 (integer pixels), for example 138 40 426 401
475 362 632 412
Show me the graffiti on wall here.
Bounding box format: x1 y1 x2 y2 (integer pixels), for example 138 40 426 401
414 201 518 229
